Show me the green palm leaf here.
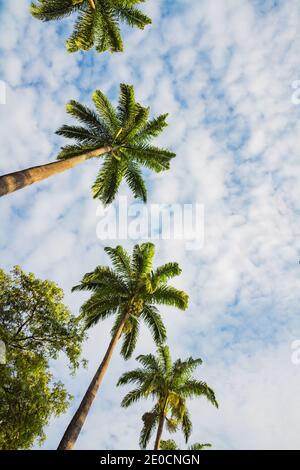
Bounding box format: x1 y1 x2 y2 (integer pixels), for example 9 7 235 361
31 0 152 53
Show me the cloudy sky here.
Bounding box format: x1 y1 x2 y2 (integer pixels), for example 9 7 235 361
1 0 300 450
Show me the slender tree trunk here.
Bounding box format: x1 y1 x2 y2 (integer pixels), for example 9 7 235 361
154 412 165 450
0 146 111 197
88 0 96 9
154 395 168 450
57 310 129 450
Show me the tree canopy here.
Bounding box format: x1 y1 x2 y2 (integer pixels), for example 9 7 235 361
56 83 175 204
31 0 152 53
160 439 212 450
0 266 86 449
74 243 188 359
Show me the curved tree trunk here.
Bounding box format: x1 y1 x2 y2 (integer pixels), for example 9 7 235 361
57 310 129 451
154 412 165 450
0 146 111 197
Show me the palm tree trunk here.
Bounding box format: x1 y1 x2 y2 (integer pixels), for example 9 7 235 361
154 412 165 450
0 146 111 197
88 0 96 9
57 310 129 450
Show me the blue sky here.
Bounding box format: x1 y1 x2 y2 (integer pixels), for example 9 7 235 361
1 0 300 450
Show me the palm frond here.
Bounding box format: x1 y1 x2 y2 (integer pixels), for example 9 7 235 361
136 353 160 372
121 316 139 359
31 0 80 21
140 407 159 449
158 344 172 376
72 266 128 294
92 89 119 131
117 83 136 125
115 4 152 30
80 294 120 329
181 408 192 443
117 368 149 387
134 114 169 143
149 285 189 310
189 443 212 450
104 246 132 278
132 243 155 277
140 305 166 345
179 380 218 408
121 387 145 408
92 155 127 204
125 144 175 172
152 262 182 286
125 161 147 202
172 357 203 383
66 7 96 52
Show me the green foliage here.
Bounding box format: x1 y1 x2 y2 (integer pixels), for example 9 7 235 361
0 266 86 449
73 243 188 359
56 84 175 205
160 439 212 451
160 439 178 450
118 345 218 449
30 0 152 53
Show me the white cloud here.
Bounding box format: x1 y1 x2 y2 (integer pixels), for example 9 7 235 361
1 0 300 450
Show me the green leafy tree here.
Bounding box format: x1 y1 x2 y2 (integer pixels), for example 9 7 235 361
57 243 188 450
160 439 212 450
118 345 218 450
30 0 152 53
0 84 174 200
0 266 86 449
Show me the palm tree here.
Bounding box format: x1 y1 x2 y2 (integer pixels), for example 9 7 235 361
57 243 188 450
160 439 212 450
118 345 218 450
0 84 174 200
30 0 152 53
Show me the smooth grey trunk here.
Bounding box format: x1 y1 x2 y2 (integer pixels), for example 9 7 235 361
154 413 165 450
0 146 111 197
154 396 168 450
57 310 130 450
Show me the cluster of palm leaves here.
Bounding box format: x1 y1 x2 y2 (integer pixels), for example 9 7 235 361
30 0 152 53
57 84 175 204
73 243 187 358
0 1 220 452
118 345 218 449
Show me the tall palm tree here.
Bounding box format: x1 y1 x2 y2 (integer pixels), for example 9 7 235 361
118 345 218 450
160 439 212 450
0 84 174 200
30 0 152 53
57 243 188 450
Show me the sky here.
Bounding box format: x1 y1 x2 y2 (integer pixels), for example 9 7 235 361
1 0 300 450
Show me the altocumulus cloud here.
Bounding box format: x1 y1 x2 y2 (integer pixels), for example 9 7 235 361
1 0 300 450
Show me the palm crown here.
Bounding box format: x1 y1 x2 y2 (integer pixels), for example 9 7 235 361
56 83 175 204
160 439 212 450
118 345 218 448
73 243 188 359
31 0 152 53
